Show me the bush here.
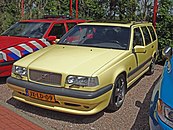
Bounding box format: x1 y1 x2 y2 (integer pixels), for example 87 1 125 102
156 0 173 62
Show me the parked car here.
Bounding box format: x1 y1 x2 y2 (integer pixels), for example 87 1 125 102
0 16 86 77
7 21 158 115
149 46 173 130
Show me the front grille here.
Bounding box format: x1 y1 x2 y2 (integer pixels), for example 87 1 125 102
29 69 62 85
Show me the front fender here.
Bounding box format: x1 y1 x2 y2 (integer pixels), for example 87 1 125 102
149 76 162 129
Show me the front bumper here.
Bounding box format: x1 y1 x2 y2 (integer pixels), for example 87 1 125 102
0 61 15 77
7 77 113 115
149 112 173 130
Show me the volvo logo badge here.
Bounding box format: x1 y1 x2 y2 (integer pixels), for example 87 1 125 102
36 73 49 81
41 74 48 79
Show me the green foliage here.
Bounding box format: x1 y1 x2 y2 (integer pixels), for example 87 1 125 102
0 0 165 26
0 1 20 33
44 0 69 16
117 0 137 20
78 0 105 19
156 0 173 49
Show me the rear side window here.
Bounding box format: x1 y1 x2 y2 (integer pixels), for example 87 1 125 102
141 26 152 45
48 24 66 39
148 26 156 41
133 27 144 47
67 23 77 30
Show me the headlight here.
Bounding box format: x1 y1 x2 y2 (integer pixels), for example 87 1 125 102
12 66 27 76
66 75 99 86
157 99 173 128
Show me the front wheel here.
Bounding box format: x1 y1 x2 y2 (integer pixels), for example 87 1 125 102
107 74 126 112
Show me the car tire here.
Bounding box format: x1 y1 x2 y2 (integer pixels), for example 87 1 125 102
146 57 155 75
107 74 126 112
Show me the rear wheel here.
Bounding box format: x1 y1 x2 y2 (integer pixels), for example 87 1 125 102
147 57 155 75
107 74 126 111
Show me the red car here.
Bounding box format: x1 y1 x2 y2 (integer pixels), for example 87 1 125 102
0 16 86 77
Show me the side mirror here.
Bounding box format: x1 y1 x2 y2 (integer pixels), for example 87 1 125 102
46 36 57 42
133 45 146 53
162 46 172 60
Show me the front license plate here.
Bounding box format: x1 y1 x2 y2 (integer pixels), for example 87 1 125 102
28 90 55 102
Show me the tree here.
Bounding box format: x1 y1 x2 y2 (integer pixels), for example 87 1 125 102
79 0 105 19
0 0 20 33
23 0 48 19
140 0 153 20
156 0 173 49
44 0 69 16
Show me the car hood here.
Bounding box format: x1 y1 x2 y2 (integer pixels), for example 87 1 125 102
27 45 126 76
0 36 37 50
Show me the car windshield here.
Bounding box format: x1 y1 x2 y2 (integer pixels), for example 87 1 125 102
59 25 130 50
1 22 50 38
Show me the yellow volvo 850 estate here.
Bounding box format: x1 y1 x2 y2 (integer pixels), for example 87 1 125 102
7 22 158 115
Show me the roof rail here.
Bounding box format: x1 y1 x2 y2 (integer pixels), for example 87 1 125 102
43 15 73 20
88 20 150 25
88 20 131 24
131 21 149 25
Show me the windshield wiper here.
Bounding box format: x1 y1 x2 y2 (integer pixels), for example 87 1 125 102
78 44 126 50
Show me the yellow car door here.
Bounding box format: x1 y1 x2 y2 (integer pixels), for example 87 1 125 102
141 26 154 60
130 27 149 80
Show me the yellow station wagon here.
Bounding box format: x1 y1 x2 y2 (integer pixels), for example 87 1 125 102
7 21 158 115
